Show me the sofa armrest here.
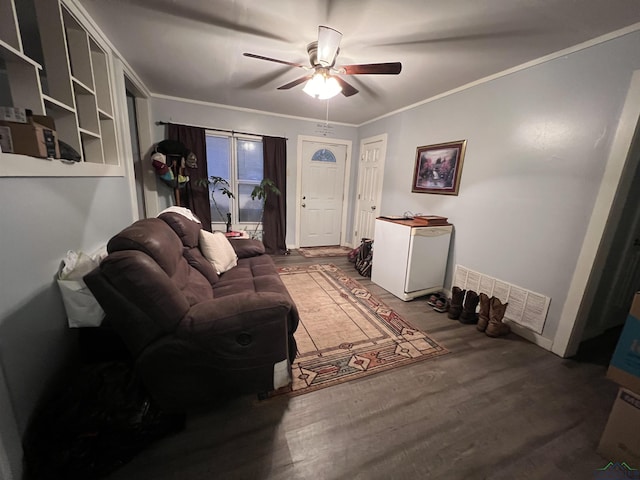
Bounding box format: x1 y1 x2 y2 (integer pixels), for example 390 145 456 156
230 239 265 258
177 292 291 345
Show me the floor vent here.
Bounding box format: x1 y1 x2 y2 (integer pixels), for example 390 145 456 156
453 265 551 334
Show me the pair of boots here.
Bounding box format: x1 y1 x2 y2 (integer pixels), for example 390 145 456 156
447 286 477 323
477 293 511 337
447 287 510 337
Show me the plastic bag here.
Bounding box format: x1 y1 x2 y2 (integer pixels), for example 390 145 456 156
57 247 106 328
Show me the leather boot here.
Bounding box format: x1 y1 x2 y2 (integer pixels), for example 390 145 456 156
485 297 511 337
459 290 479 324
447 286 465 320
477 293 491 332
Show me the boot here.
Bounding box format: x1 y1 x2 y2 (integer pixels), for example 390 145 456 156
459 290 479 324
477 293 491 332
486 297 511 337
447 286 465 320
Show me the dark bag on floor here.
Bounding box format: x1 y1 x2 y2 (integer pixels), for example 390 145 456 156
355 238 373 277
23 362 185 480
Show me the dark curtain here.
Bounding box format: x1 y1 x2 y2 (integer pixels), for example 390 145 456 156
167 123 212 231
262 136 287 254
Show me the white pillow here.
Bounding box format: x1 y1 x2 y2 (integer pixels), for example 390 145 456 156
199 230 238 274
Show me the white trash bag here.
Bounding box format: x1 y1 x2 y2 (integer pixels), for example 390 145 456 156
57 247 107 328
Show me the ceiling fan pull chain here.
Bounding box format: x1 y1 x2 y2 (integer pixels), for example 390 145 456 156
325 99 330 126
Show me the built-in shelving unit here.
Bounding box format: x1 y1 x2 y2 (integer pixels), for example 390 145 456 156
0 0 121 176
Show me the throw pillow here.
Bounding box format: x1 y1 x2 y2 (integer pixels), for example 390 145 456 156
199 230 238 274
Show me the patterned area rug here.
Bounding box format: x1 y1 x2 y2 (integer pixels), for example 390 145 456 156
297 246 353 258
276 264 449 396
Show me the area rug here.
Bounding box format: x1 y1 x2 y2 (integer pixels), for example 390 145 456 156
276 264 449 396
297 246 353 258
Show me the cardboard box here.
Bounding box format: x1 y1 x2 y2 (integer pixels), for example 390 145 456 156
0 118 60 158
597 387 640 465
607 292 640 394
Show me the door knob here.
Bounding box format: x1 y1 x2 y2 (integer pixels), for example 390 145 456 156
302 203 306 208
371 206 376 210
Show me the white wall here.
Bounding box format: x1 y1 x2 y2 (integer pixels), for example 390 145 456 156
0 176 134 478
149 96 359 247
359 31 640 344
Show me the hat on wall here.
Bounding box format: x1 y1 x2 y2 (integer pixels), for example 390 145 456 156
157 139 188 157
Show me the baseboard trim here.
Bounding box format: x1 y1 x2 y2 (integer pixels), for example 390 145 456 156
506 321 554 351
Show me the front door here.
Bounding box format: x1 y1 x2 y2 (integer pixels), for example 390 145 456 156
354 134 387 243
299 140 347 247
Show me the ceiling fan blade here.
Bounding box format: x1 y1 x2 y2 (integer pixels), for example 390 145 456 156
317 25 342 67
341 62 402 75
334 76 359 97
243 53 307 69
277 76 312 90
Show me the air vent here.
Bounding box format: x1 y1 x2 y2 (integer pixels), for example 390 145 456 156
453 265 550 334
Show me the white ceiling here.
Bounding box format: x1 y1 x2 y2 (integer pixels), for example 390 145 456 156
79 0 640 125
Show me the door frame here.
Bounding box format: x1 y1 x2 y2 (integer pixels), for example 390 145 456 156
295 135 353 248
112 58 159 220
353 133 388 244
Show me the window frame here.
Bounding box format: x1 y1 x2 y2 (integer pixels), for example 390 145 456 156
205 130 264 230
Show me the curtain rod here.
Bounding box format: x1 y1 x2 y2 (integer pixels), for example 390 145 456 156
156 121 288 140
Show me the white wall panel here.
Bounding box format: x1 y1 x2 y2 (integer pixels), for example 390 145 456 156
359 31 640 343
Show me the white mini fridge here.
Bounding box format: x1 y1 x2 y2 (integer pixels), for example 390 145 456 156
371 218 452 301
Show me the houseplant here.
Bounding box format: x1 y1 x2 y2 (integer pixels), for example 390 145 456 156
198 176 235 230
249 178 280 239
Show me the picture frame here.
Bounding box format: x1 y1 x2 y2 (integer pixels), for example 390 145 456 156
411 140 467 195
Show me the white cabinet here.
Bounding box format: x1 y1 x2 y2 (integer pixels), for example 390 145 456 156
0 0 119 170
371 218 453 301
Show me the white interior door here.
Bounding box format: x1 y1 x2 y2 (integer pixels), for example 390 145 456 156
354 134 387 242
299 140 347 247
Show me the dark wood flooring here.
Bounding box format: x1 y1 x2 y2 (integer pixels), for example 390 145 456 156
106 253 620 480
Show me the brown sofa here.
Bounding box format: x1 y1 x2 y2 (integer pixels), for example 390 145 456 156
84 211 299 411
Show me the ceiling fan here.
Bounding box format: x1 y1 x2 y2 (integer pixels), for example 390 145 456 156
243 26 402 99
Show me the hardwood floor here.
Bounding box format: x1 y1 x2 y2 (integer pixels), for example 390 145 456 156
106 253 619 480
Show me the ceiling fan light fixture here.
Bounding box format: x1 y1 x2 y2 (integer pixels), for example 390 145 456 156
303 72 342 100
317 25 342 66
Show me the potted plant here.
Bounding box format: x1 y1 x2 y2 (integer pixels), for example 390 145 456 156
249 178 280 239
198 176 235 231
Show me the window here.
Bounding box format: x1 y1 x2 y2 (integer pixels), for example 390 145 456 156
205 133 264 226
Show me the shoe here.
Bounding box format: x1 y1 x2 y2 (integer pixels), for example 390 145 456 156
433 298 448 313
459 290 479 324
447 286 466 320
486 297 511 337
427 292 445 307
477 293 491 332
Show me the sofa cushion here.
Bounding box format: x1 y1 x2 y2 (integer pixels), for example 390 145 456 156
159 211 220 285
159 211 201 248
107 217 213 307
99 250 190 334
230 239 266 258
200 230 238 274
183 247 219 286
108 218 183 276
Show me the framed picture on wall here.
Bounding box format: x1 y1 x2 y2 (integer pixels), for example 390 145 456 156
411 140 467 195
